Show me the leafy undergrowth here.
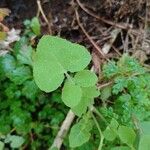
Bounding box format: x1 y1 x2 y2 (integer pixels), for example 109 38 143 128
0 17 150 150
0 18 68 149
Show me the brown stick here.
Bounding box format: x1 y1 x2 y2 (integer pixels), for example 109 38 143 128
37 0 52 34
49 110 75 150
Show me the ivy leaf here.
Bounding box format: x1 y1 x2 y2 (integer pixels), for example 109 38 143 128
33 35 91 92
74 70 97 87
118 126 136 147
69 118 93 148
30 17 41 35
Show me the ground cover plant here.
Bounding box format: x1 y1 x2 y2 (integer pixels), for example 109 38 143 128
1 0 150 150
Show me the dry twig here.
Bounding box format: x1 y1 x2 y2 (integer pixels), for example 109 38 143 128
50 110 75 150
37 0 52 34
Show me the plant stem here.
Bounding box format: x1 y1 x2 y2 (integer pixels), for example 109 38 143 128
91 112 104 150
92 106 108 125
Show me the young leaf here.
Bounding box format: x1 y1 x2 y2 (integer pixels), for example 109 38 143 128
100 86 112 101
69 118 93 148
138 135 150 150
7 66 31 85
33 36 91 92
30 17 41 35
72 86 99 116
111 146 130 150
0 141 4 150
71 97 91 117
5 135 24 148
74 70 98 87
103 118 119 141
138 121 150 150
62 80 82 108
118 126 136 147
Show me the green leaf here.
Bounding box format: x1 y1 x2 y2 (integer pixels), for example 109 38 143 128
72 86 99 116
140 121 150 135
22 80 39 100
69 118 93 148
33 35 91 92
138 121 150 150
62 80 82 107
0 141 4 150
0 54 16 74
5 135 24 148
17 45 33 66
7 66 31 85
71 97 91 117
30 17 41 35
118 126 136 147
82 86 100 99
138 135 150 150
111 146 130 150
100 86 112 101
74 70 97 87
103 118 119 141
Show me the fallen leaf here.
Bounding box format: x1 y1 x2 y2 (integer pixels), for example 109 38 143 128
0 8 11 21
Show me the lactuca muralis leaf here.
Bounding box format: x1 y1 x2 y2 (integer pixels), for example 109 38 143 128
33 35 91 92
74 70 98 87
62 80 82 108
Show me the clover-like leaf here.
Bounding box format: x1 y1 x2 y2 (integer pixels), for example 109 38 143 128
33 36 91 92
74 70 98 87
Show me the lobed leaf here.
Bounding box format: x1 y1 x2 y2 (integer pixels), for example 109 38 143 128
33 35 91 92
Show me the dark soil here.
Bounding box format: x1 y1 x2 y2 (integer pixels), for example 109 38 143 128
0 0 148 63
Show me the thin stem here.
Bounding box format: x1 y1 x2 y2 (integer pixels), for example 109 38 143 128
91 112 104 150
92 106 109 126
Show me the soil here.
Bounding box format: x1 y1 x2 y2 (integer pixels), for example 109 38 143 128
0 0 148 64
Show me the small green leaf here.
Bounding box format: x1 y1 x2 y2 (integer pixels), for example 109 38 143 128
100 86 112 101
82 86 100 99
138 135 150 150
71 97 91 117
103 118 119 141
111 146 130 150
72 86 99 116
17 45 33 66
62 80 82 108
22 80 39 100
69 119 92 148
118 126 136 147
30 17 41 35
74 70 98 87
7 66 31 85
0 141 4 150
5 135 24 148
